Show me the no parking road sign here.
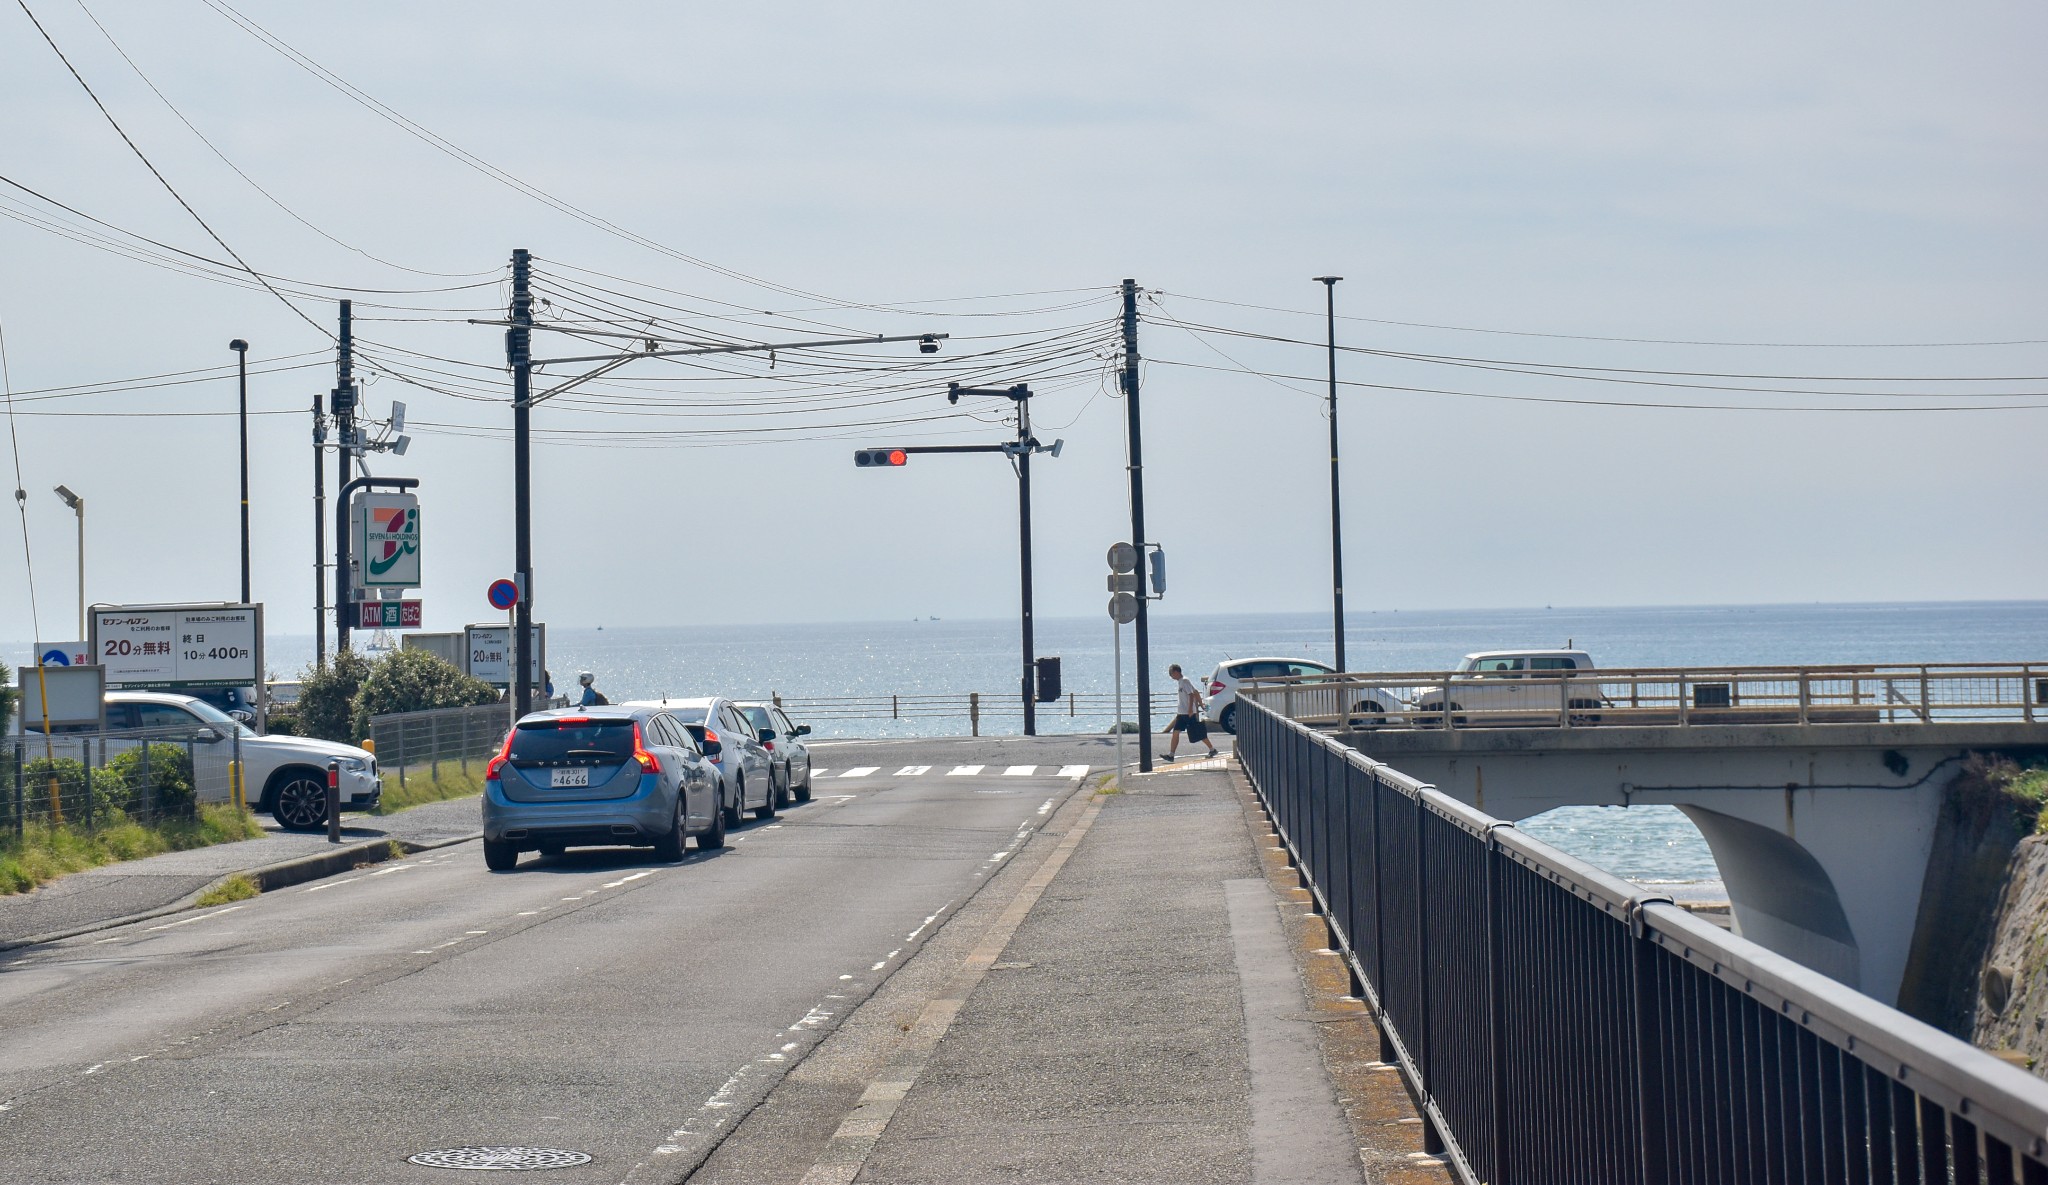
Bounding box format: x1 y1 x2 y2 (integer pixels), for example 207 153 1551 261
487 578 519 610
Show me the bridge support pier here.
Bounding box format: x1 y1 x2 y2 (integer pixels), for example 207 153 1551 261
1341 722 2042 1006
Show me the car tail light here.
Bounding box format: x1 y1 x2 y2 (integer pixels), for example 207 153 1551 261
762 740 775 751
485 730 513 781
632 722 662 774
1208 680 1225 696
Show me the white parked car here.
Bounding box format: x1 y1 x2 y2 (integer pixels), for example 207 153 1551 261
1412 650 1607 726
25 691 382 830
1204 657 1406 733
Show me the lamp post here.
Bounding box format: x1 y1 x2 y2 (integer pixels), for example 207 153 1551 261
230 338 250 604
1313 275 1346 672
53 485 83 637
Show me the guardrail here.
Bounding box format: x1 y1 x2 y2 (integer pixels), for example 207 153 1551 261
1241 661 2048 731
1235 695 2048 1184
5 726 244 836
769 691 1123 736
367 703 513 792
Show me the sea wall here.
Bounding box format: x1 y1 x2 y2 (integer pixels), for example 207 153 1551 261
1974 836 2048 1074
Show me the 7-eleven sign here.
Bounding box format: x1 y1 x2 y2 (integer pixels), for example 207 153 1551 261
355 493 421 589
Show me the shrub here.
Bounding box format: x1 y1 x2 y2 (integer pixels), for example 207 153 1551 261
350 649 498 739
102 743 197 819
296 649 372 742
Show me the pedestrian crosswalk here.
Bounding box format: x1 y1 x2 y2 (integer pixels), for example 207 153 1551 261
812 763 1093 781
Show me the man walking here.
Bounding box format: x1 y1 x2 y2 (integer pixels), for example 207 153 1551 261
1163 663 1219 760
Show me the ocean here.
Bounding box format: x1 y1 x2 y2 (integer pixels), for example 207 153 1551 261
40 600 2048 896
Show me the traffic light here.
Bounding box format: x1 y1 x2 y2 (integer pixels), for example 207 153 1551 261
854 448 909 467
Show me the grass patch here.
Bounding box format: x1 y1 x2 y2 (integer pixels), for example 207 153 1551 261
373 756 489 814
0 804 265 896
193 873 260 907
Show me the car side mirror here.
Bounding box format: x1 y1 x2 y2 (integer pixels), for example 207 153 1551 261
758 728 777 742
197 728 225 743
701 739 722 757
794 724 810 736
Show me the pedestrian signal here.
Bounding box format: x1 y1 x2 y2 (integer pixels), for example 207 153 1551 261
854 448 909 467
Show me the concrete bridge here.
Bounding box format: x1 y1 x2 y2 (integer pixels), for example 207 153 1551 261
1243 662 2048 1007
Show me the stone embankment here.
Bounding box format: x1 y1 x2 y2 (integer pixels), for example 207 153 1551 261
1975 835 2048 1072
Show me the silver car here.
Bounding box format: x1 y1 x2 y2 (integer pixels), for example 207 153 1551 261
481 706 722 871
627 698 776 826
738 701 814 806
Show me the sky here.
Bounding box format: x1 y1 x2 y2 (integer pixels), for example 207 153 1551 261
2 2 2044 650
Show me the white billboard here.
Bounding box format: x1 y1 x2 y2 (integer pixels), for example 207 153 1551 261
90 603 263 689
15 664 107 728
355 492 421 590
464 623 545 688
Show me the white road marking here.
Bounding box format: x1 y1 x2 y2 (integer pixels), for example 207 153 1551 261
1003 765 1036 777
894 765 930 776
367 863 413 877
809 769 828 778
303 876 362 893
144 905 245 931
839 767 879 778
947 765 984 776
1038 798 1054 814
1058 764 1089 778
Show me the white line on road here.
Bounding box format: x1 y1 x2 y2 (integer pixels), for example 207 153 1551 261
1003 765 1036 776
302 876 362 893
143 905 245 931
367 863 414 877
948 765 984 776
894 765 931 776
839 767 879 778
1058 764 1090 778
1039 798 1054 814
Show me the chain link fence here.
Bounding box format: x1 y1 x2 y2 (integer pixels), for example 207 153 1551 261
367 703 513 792
5 726 244 837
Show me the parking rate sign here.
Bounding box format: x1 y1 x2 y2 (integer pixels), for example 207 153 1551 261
93 605 260 688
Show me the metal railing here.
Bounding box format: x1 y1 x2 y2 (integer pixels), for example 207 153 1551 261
1236 696 2048 1184
769 691 1123 736
367 703 512 792
1242 661 2048 731
5 726 245 836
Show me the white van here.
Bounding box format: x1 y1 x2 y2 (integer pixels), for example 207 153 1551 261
1412 650 1606 726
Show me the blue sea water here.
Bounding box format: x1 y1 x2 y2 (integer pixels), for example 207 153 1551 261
30 600 2048 891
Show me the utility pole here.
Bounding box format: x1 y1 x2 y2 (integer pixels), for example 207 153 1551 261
231 339 250 604
332 299 356 651
1121 279 1155 772
1315 276 1346 671
510 249 535 716
312 385 326 666
1016 391 1036 736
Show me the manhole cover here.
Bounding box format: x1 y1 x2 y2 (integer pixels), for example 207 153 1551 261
408 1147 593 1172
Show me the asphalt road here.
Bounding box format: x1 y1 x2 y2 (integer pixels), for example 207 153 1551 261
0 749 1100 1183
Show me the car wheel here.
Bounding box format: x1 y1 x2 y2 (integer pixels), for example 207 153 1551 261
755 777 778 821
538 842 566 858
698 795 726 850
1219 703 1238 735
652 797 686 862
724 780 744 829
774 765 791 810
270 771 328 832
483 839 519 871
794 766 812 804
1568 699 1603 726
1347 701 1387 729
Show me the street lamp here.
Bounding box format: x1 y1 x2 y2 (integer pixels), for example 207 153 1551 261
1313 275 1346 671
230 338 250 604
53 484 83 638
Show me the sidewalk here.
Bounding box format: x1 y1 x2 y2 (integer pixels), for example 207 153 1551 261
0 795 481 948
692 755 1456 1185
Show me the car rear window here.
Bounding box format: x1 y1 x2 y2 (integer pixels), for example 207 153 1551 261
669 707 707 724
508 718 636 766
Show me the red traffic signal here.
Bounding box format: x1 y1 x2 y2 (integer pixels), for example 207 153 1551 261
854 448 909 468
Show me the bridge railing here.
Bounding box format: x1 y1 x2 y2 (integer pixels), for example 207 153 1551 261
1240 660 2047 731
1235 695 2048 1185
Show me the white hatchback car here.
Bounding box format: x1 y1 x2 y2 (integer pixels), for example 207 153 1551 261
1204 657 1406 733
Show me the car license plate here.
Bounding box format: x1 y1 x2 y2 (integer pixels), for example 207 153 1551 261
551 767 590 788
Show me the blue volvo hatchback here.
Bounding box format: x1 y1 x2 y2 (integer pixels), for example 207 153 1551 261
482 706 721 871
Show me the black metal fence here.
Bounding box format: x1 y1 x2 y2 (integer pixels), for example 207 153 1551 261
5 727 244 836
1236 696 2048 1185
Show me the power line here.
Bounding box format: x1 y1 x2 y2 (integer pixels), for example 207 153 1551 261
1156 290 2048 349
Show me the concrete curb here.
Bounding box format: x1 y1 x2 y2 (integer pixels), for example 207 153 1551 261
0 831 481 953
